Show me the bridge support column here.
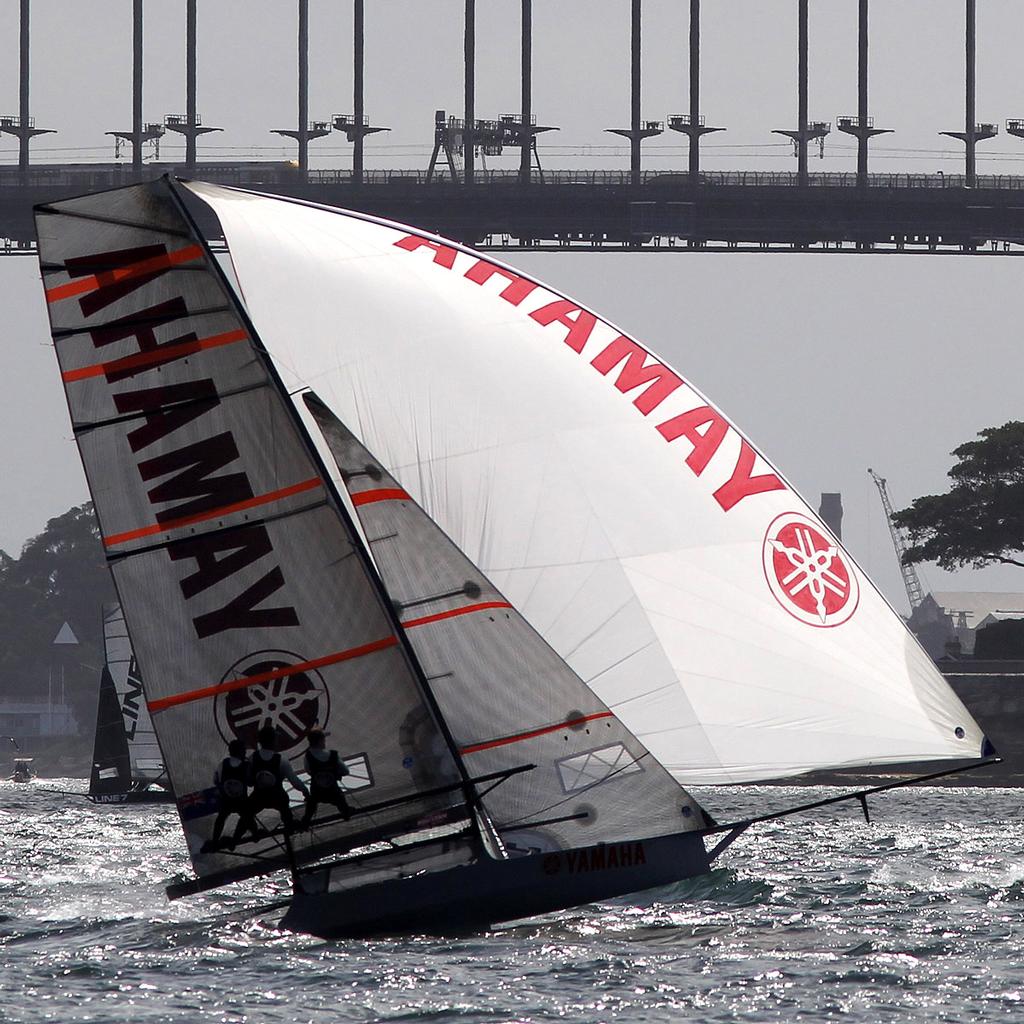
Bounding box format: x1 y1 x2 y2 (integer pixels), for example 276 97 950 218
464 0 475 185
105 0 163 167
606 0 662 191
941 0 996 188
133 0 143 171
773 0 829 186
0 0 55 179
163 0 222 172
519 0 531 185
271 1 331 178
667 0 724 194
354 0 365 185
837 0 890 189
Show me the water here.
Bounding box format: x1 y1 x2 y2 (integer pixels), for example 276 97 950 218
2 780 1023 1023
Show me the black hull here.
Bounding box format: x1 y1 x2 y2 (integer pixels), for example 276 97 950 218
87 790 174 805
282 830 710 938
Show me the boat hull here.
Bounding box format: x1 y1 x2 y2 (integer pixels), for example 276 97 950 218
282 830 710 938
87 790 175 805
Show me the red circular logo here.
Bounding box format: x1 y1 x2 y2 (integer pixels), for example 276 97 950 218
762 512 859 628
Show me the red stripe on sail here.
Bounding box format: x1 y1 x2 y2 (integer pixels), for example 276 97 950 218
351 487 411 506
148 637 400 713
402 601 512 629
62 328 249 382
103 477 323 548
45 243 205 303
460 712 615 755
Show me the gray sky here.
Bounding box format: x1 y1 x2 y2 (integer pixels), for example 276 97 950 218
1 1 1022 613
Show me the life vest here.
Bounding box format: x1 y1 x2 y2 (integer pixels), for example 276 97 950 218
218 757 247 801
307 750 341 792
252 751 282 791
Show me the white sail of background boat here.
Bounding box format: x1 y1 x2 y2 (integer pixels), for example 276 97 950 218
33 178 991 937
88 603 172 804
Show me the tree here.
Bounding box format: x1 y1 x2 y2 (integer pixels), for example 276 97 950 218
892 421 1024 571
0 503 117 745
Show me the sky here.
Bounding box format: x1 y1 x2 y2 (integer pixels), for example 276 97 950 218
1 0 1022 614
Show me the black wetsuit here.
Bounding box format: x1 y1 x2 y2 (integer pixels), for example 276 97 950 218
302 749 351 826
248 749 298 831
208 756 252 848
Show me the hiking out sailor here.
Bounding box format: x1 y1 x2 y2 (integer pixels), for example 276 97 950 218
247 724 309 834
202 738 252 852
301 726 351 827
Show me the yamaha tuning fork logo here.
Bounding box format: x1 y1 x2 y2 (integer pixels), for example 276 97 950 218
762 512 859 628
214 650 329 757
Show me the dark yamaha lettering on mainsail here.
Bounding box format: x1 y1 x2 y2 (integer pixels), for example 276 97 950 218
37 181 471 888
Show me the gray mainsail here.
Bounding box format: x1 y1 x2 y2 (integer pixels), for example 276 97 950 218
304 392 710 853
35 180 470 887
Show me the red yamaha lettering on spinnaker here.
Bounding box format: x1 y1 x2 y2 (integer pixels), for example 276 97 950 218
393 236 784 513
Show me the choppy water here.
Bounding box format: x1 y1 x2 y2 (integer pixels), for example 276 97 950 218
2 780 1023 1023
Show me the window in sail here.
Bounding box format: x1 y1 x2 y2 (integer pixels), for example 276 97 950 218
556 744 645 794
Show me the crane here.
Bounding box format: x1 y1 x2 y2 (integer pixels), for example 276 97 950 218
868 468 926 610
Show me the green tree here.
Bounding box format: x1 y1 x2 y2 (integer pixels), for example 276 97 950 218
892 421 1024 571
0 503 116 744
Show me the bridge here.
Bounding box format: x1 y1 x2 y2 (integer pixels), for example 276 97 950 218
4 0 1024 255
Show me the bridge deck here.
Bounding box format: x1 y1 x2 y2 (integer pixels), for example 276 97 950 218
6 164 1024 254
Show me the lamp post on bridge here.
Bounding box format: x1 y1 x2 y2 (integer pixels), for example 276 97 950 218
667 0 724 192
106 0 163 170
162 0 222 173
836 0 891 190
941 0 996 188
773 0 830 187
272 0 331 179
606 0 662 190
0 0 55 179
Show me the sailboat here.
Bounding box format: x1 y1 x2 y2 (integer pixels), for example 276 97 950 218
88 603 173 804
34 178 992 937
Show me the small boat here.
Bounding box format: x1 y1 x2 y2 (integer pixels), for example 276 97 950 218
33 178 992 937
11 757 33 783
87 604 173 804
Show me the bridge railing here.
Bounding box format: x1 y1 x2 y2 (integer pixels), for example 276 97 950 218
3 163 1024 192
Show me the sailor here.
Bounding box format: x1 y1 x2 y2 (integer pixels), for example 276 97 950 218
203 738 253 852
247 724 309 834
301 727 351 827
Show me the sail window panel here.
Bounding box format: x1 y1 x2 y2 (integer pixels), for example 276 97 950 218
74 386 323 556
557 744 644 793
307 396 706 850
109 502 464 879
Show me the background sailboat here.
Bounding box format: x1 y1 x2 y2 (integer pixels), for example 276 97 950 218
33 177 990 936
88 604 172 804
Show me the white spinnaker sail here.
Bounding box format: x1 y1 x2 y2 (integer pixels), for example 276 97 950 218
187 182 987 785
103 603 165 784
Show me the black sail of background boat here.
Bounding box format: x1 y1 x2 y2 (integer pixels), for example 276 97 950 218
33 178 994 937
88 604 173 804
